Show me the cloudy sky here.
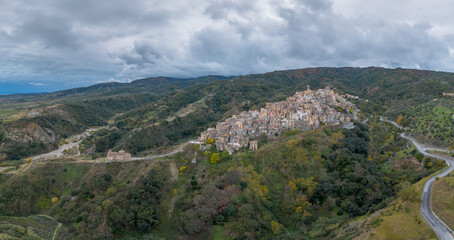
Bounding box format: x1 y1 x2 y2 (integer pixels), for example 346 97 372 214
1 0 454 93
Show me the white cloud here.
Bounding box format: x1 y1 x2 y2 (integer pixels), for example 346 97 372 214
29 82 45 86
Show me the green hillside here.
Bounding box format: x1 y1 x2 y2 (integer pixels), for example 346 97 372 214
400 98 454 147
2 67 454 162
1 67 453 239
0 76 231 162
0 119 445 239
78 67 454 159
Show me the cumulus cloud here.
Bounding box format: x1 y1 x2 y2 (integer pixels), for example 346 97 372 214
30 82 45 86
1 0 454 89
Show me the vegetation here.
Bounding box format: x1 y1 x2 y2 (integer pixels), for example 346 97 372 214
2 67 454 162
0 67 453 239
432 174 454 230
0 160 172 239
400 98 454 147
0 120 445 239
0 215 65 240
337 173 438 240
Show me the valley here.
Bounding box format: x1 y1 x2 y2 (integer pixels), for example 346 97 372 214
0 67 454 239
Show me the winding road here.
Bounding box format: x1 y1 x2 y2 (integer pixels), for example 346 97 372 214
380 117 454 240
128 141 199 161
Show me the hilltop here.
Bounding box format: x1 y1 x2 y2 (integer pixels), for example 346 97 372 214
198 86 357 154
1 67 453 163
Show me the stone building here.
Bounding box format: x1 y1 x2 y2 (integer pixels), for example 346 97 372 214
249 141 258 151
107 149 131 162
198 86 357 154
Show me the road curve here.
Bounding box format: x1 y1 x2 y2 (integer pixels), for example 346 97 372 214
381 117 454 240
128 141 198 161
111 140 202 162
401 133 454 240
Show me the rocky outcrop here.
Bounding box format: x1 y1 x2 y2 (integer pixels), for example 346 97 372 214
8 122 56 143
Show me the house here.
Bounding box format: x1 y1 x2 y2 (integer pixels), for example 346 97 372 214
197 86 357 154
107 149 131 162
249 141 258 151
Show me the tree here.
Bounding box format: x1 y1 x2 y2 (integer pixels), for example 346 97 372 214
220 150 231 161
215 214 225 224
177 209 204 234
110 207 127 226
36 196 51 210
210 153 220 164
396 115 403 126
102 199 113 209
238 204 255 219
270 220 283 235
94 173 113 190
141 234 166 240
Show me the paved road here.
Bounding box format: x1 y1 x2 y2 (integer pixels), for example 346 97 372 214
121 140 201 162
381 117 454 240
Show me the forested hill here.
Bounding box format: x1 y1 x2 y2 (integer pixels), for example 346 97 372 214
0 75 232 104
0 67 453 239
1 67 454 161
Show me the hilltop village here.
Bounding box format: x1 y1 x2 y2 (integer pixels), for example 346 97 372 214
199 86 357 154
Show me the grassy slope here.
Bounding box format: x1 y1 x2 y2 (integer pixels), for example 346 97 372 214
402 98 454 147
371 175 436 240
333 119 449 240
336 174 437 240
432 174 454 230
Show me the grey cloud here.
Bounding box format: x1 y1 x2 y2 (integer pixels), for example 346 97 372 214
116 41 162 66
13 14 80 49
276 4 451 69
1 0 454 90
54 0 173 27
297 0 332 12
204 1 255 20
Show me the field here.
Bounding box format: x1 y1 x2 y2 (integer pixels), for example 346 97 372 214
0 108 21 119
403 98 454 147
0 215 62 240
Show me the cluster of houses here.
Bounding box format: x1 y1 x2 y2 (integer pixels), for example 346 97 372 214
198 86 357 154
341 93 360 100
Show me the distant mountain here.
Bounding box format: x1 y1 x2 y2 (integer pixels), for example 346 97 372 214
0 75 233 103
